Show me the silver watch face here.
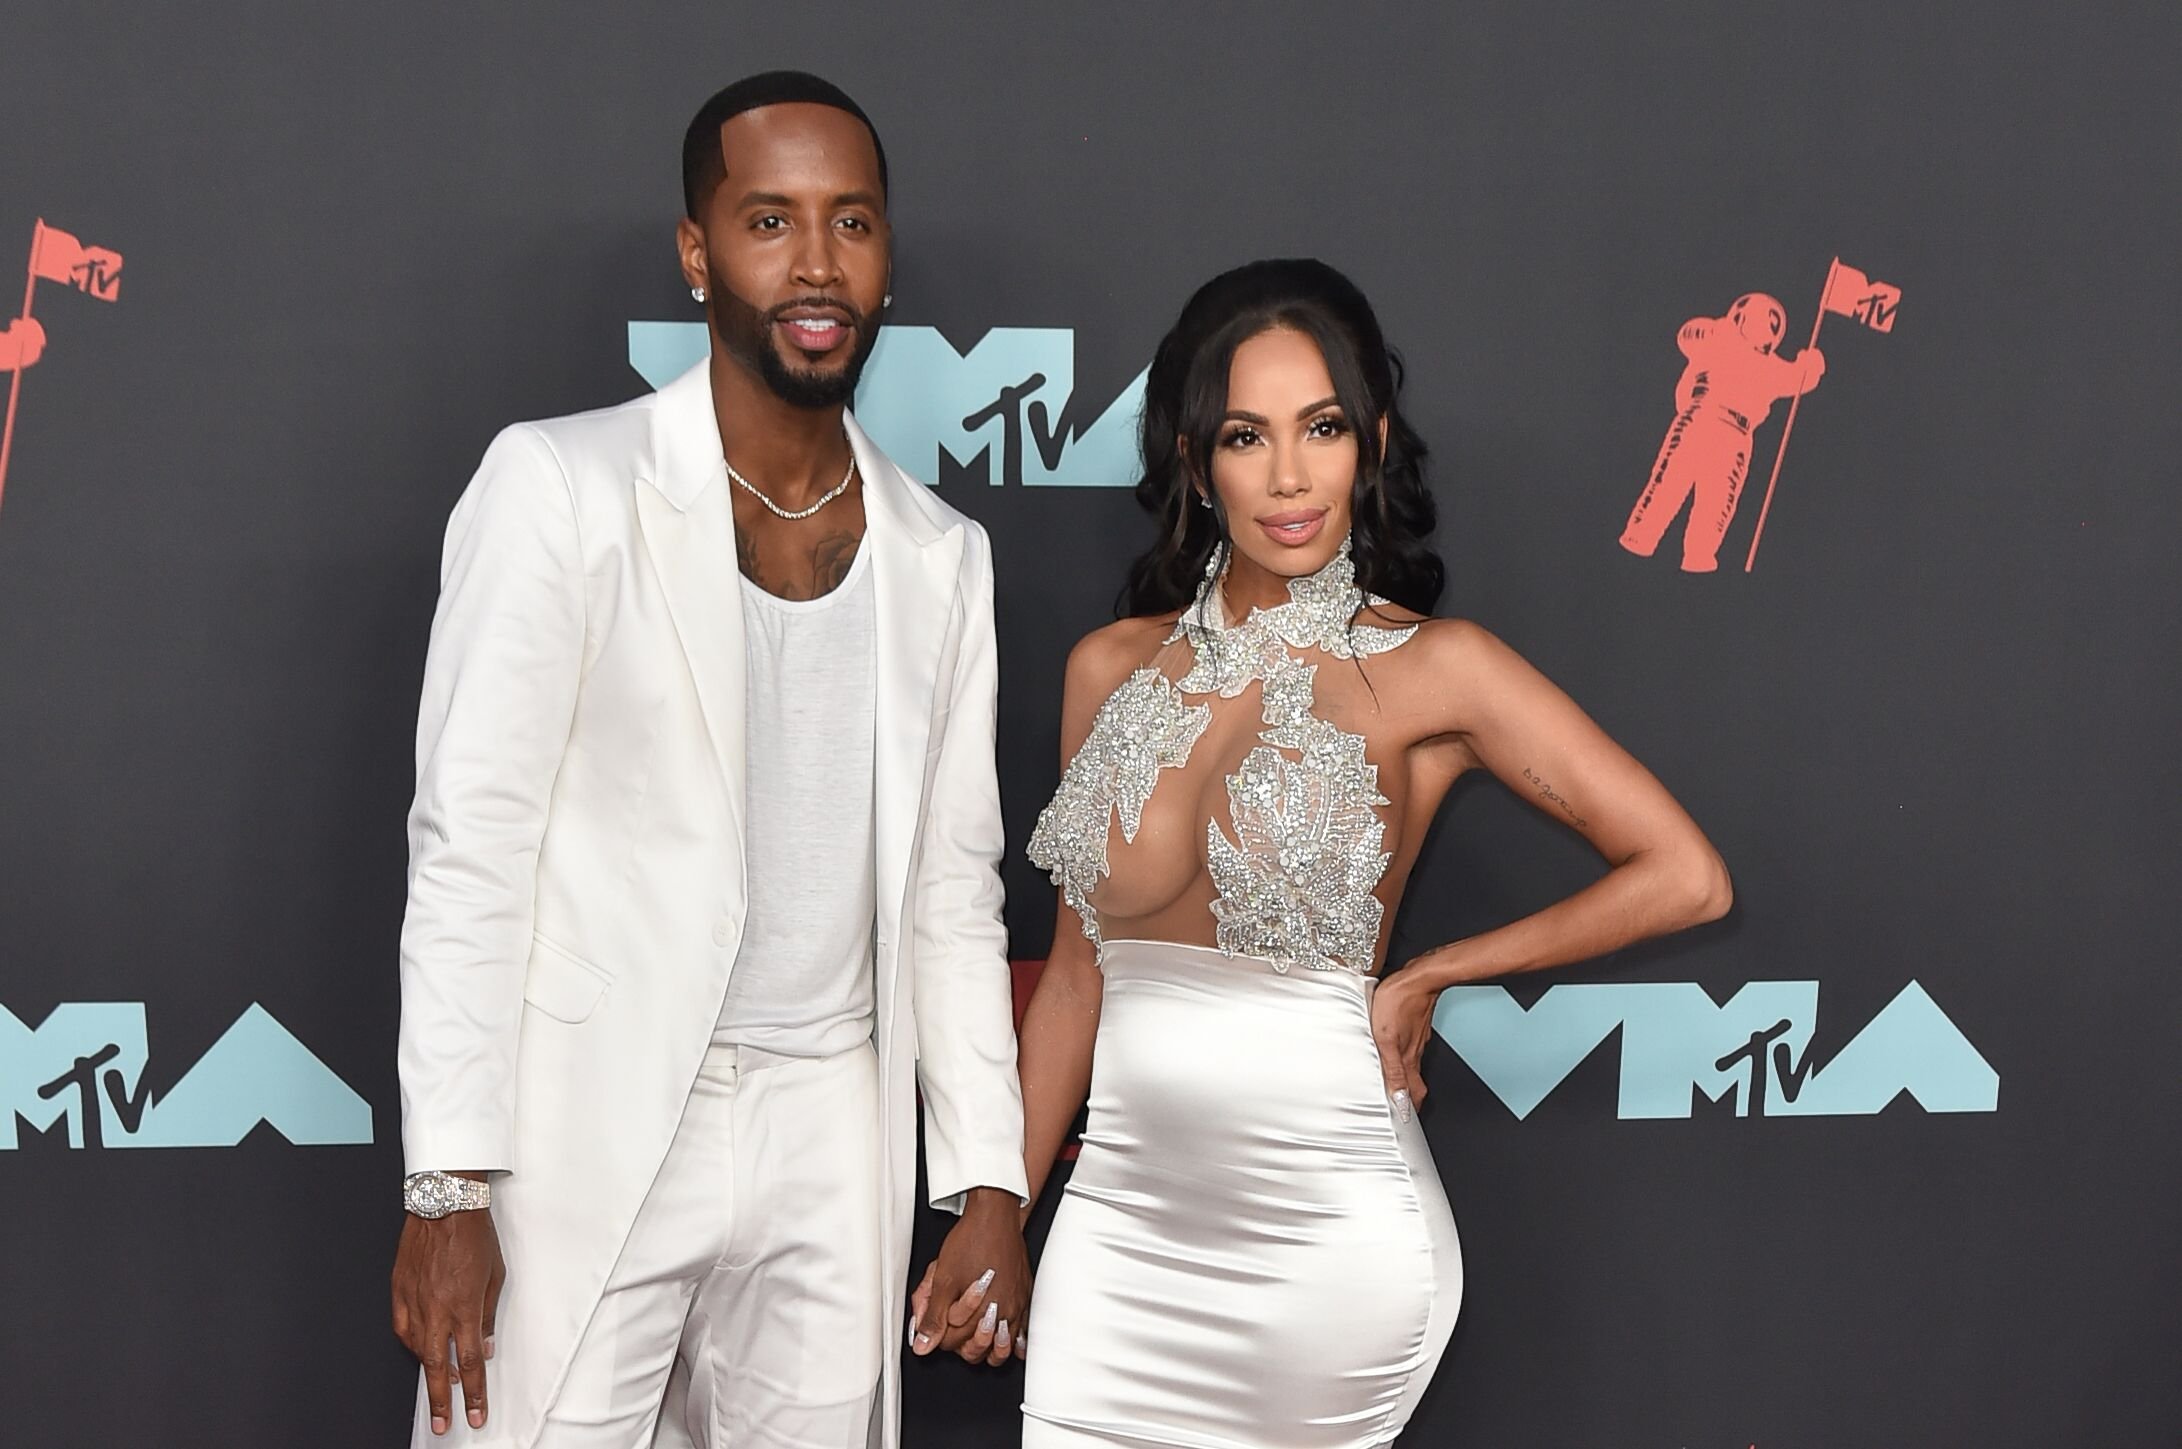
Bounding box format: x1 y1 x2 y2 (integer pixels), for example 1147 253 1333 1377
406 1173 459 1219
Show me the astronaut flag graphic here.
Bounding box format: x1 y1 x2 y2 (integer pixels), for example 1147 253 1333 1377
1741 258 1901 571
1 219 128 514
1617 257 1899 575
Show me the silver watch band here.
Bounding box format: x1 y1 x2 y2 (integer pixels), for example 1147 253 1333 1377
404 1170 492 1218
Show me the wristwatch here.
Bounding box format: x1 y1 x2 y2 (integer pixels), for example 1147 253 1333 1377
403 1170 492 1219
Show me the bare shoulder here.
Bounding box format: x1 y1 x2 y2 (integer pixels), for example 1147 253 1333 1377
1064 613 1180 699
1397 617 1541 697
1055 613 1180 753
1356 607 1513 670
1408 616 1510 664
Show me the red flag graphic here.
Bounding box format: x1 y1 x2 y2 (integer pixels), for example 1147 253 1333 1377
3 218 128 516
1820 261 1899 333
1742 255 1899 572
30 224 123 301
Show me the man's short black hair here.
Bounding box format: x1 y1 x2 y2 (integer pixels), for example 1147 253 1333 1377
681 70 888 220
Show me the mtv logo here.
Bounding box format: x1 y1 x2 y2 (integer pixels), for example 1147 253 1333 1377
1433 980 1998 1119
627 322 1145 487
70 254 122 301
1851 290 1900 332
1 1002 373 1149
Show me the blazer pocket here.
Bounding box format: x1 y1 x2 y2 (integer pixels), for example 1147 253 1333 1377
523 936 612 1024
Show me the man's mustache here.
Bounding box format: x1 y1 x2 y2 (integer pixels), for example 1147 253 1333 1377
765 295 866 328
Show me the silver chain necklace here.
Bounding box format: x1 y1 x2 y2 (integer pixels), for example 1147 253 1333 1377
726 434 857 521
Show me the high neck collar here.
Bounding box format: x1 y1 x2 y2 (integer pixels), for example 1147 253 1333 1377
1187 536 1363 634
1171 535 1418 667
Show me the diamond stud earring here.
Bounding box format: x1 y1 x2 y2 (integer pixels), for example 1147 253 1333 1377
691 285 706 303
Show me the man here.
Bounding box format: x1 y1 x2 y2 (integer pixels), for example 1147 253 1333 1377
390 72 1029 1449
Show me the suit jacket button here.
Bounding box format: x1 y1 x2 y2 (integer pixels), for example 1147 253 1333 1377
712 920 733 947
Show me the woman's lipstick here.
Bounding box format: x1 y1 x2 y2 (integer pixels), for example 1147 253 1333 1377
1256 508 1329 548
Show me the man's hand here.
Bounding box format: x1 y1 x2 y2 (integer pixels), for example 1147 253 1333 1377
908 1187 1030 1366
391 1186 505 1435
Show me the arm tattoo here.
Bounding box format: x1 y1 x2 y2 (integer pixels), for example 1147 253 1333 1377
1520 766 1589 830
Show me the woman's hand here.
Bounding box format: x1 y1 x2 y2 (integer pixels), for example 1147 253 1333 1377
1370 967 1443 1122
907 1189 1031 1366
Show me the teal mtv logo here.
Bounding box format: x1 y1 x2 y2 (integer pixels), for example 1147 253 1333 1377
628 322 1145 487
1434 980 1999 1119
2 1003 373 1148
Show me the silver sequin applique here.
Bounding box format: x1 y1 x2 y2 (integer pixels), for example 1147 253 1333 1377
1027 540 1421 973
1170 539 1417 697
1026 667 1210 948
1180 541 1416 974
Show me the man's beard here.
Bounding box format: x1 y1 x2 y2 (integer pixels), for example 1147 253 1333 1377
707 268 879 411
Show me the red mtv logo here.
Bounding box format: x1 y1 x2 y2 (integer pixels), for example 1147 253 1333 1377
32 223 123 301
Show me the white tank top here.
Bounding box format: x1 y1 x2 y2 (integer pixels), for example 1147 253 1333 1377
714 542 878 1055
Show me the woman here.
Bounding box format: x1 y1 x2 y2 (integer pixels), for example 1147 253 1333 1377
929 258 1732 1445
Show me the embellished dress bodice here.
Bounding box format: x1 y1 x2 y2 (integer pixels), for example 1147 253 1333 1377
1026 543 1421 975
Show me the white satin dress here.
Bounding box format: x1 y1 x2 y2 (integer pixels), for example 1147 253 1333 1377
1022 545 1462 1448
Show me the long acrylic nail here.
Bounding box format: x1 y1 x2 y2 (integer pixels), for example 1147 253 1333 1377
980 1301 998 1334
972 1268 995 1295
996 1318 1013 1351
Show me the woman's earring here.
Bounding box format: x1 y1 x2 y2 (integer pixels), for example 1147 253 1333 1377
1196 492 1211 509
883 292 893 307
691 285 706 303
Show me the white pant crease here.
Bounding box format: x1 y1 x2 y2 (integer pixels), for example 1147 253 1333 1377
540 1039 884 1449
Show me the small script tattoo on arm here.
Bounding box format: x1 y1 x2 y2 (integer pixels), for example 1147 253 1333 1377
1520 766 1589 830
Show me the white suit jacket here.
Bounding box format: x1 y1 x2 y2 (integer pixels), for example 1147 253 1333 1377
396 358 1028 1449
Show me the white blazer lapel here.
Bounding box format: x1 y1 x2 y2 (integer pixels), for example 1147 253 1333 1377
854 413 965 957
637 362 749 839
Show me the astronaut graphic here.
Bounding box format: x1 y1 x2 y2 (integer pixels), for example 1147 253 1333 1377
1620 293 1826 573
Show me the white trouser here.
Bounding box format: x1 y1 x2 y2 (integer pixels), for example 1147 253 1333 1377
545 1039 884 1448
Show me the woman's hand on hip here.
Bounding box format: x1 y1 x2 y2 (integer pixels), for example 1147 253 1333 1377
1371 968 1441 1123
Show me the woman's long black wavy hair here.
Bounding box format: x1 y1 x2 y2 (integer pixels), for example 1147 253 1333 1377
1119 258 1443 619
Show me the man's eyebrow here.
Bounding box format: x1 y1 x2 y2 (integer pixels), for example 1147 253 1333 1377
732 189 882 210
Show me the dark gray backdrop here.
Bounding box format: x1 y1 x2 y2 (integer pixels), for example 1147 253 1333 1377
2 4 2176 1446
